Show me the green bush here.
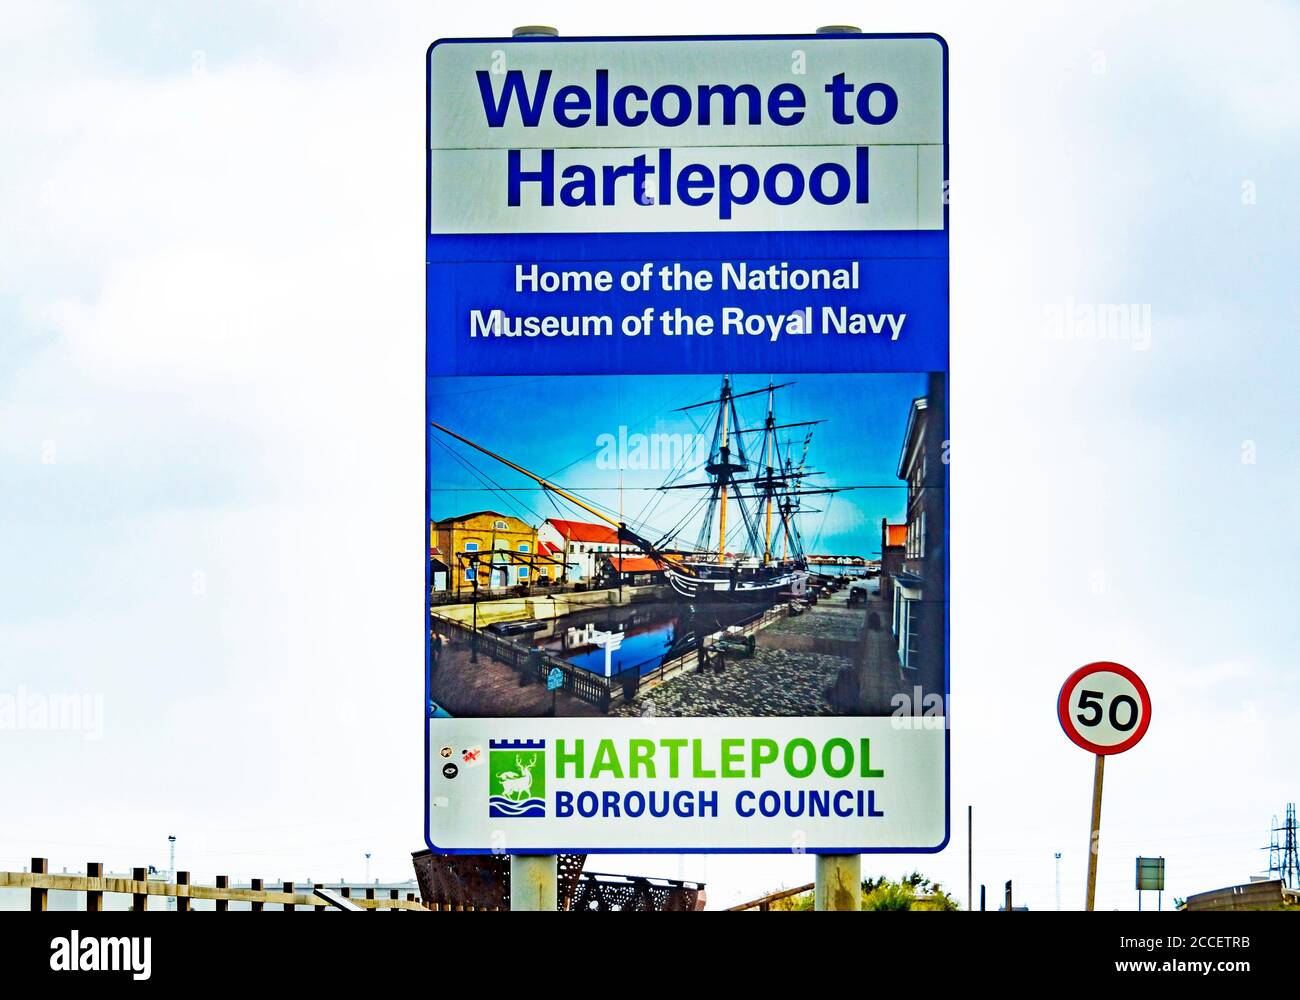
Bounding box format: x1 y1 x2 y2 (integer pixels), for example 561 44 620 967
751 871 960 911
864 882 915 911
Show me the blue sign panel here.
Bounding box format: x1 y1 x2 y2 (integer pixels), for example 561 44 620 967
427 33 949 855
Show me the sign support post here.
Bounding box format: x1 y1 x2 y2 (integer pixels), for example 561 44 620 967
1135 856 1165 912
1085 753 1104 911
814 854 861 911
806 24 876 912
1058 661 1152 913
510 854 557 911
967 804 973 911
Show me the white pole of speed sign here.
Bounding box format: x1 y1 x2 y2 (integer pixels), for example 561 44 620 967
1057 662 1152 912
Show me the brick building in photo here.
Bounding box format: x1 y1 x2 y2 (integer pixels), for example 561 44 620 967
430 511 539 596
878 519 907 604
889 374 947 694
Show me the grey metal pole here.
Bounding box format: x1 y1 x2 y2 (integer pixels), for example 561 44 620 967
510 855 558 911
470 566 479 663
814 854 861 911
967 805 973 911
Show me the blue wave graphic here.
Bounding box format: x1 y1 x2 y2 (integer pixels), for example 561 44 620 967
489 796 545 818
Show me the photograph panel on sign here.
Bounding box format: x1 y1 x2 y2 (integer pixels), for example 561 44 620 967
426 371 947 721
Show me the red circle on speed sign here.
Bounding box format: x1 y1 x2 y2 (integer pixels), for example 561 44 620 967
1058 661 1151 755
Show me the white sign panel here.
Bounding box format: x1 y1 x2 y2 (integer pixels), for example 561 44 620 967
428 37 945 233
429 717 946 851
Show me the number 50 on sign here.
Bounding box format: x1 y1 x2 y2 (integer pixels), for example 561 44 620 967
1058 661 1151 755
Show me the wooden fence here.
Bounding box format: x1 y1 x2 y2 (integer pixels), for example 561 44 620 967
7 858 430 912
726 882 815 911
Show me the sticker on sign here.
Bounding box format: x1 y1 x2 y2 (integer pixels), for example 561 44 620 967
1057 661 1151 755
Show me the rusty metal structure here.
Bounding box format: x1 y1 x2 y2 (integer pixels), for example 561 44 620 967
570 871 706 912
411 851 704 911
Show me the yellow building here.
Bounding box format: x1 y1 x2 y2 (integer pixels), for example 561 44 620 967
430 510 541 596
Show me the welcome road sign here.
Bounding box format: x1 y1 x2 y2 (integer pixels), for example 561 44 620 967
426 32 949 854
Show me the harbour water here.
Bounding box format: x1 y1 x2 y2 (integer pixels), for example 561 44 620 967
535 601 757 677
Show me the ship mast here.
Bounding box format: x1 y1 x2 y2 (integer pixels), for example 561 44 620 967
763 385 774 564
666 377 824 566
748 383 821 565
717 386 730 561
779 429 818 563
695 376 750 563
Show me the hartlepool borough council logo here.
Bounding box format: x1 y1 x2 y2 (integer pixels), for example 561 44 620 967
488 739 545 818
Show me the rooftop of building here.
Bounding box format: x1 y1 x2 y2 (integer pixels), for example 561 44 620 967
544 518 621 544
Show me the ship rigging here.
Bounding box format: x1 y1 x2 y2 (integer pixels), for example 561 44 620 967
429 375 846 604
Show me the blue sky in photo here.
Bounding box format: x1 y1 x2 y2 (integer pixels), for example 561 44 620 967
428 372 928 557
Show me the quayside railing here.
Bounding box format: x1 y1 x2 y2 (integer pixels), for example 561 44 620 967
432 600 790 711
431 612 615 710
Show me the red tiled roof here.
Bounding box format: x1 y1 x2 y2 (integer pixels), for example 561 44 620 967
545 518 620 544
606 556 666 573
538 541 560 556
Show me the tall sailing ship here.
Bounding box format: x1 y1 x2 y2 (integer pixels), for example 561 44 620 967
655 377 820 601
430 375 843 605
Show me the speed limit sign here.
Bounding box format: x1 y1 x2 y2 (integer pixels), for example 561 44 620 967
1057 661 1152 755
1059 660 1151 911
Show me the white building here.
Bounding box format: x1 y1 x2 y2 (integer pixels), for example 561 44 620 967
537 518 640 583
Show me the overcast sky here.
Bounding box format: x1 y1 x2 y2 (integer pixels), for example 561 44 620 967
1 1 1297 910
